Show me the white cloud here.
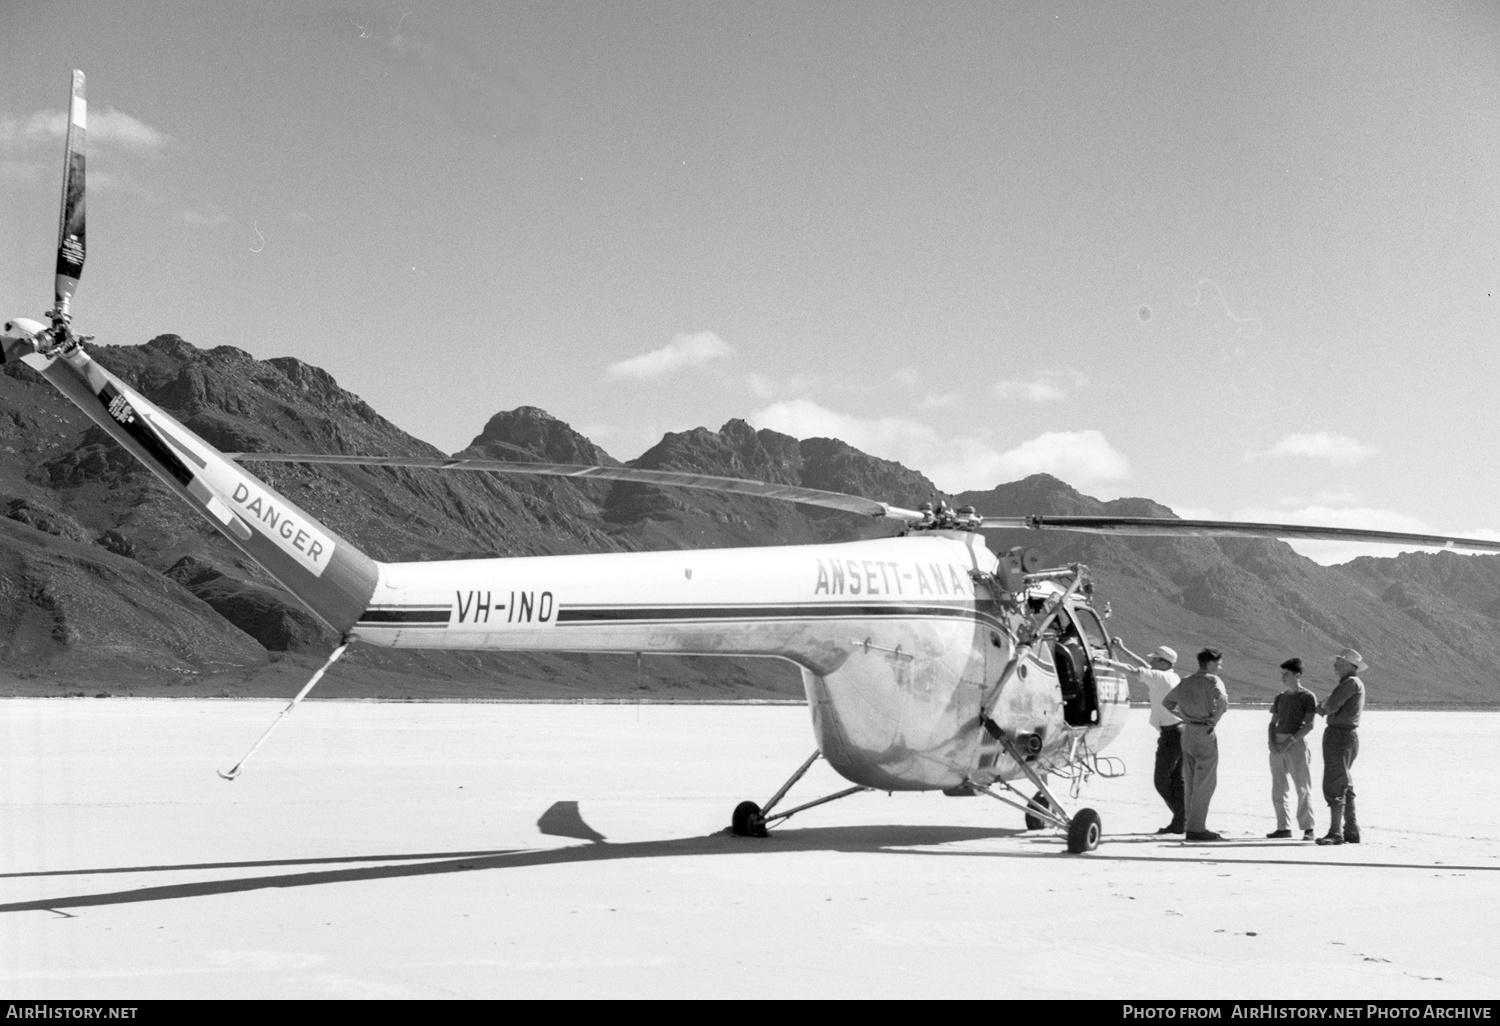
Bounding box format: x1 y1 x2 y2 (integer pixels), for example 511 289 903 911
964 430 1131 488
751 399 904 453
0 107 170 153
893 367 922 389
1249 432 1377 466
0 105 170 196
749 398 1131 493
1308 488 1362 505
91 108 171 151
0 111 65 148
919 392 961 409
183 209 231 227
992 368 1087 404
746 370 817 399
575 421 661 461
607 331 734 381
997 378 1066 403
1170 502 1500 565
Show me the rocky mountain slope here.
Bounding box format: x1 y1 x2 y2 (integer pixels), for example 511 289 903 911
1 335 1496 705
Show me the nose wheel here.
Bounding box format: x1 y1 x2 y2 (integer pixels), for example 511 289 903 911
1067 808 1102 853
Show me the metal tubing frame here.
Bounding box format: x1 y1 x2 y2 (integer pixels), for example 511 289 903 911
968 561 1092 826
967 780 1069 830
978 640 1033 723
757 749 872 828
978 562 1088 723
760 750 821 817
972 722 1074 831
762 785 872 827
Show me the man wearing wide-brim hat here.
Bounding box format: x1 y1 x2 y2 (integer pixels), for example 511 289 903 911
1315 647 1368 845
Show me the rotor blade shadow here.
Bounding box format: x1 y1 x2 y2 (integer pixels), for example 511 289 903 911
0 849 522 881
8 822 1467 917
0 823 1020 915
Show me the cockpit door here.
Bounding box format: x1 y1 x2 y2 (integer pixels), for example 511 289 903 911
1052 606 1102 727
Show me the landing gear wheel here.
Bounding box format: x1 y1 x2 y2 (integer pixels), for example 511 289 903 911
1067 808 1102 854
1024 790 1053 831
731 800 767 837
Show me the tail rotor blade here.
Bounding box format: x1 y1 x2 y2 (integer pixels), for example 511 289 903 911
53 70 86 319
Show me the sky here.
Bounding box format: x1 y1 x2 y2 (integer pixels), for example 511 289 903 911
3 1 1498 563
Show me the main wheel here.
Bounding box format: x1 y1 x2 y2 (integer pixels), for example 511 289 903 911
1024 790 1052 830
731 800 767 837
1067 808 1102 853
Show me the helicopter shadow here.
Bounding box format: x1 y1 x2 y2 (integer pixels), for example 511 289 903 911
2 809 1492 916
0 816 1035 916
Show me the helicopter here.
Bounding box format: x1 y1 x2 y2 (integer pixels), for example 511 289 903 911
9 72 1500 854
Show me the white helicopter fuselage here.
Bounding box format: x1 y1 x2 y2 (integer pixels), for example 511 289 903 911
362 534 1128 791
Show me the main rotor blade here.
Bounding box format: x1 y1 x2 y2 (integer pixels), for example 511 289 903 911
227 453 923 521
53 70 86 318
978 515 1500 554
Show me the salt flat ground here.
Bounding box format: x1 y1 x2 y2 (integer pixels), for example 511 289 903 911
0 700 1496 1000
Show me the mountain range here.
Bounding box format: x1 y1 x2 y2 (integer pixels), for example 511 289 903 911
2 334 1496 706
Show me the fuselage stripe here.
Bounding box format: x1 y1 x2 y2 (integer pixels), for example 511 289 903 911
555 602 1008 631
353 602 1012 632
357 608 451 623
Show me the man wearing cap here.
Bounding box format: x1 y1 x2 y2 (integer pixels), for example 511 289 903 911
1114 637 1184 833
1266 657 1317 840
1161 648 1231 842
1315 648 1368 845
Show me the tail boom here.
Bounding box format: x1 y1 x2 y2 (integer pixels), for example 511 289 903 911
25 343 378 633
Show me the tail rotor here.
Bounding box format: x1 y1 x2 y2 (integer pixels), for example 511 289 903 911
52 68 88 339
4 70 92 363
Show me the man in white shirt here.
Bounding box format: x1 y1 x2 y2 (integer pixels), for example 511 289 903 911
1115 637 1184 834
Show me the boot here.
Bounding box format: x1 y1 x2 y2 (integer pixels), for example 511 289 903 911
1316 802 1344 845
1343 791 1360 843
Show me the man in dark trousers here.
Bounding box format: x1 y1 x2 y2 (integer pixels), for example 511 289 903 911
1266 657 1317 840
1115 637 1184 833
1162 648 1230 842
1316 647 1367 845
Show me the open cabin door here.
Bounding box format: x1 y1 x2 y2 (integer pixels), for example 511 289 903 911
1050 605 1106 727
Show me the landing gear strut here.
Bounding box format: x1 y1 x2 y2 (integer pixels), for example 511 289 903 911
972 717 1103 854
729 750 871 837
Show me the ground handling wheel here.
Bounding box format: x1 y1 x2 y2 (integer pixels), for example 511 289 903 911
731 800 768 837
1023 790 1053 831
1067 808 1102 854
